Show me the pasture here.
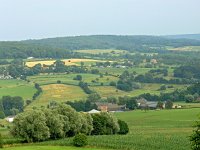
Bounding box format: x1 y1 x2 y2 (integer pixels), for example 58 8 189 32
27 84 87 108
168 46 200 51
76 49 127 54
4 146 109 150
27 73 118 86
91 84 186 98
37 108 200 150
0 80 36 100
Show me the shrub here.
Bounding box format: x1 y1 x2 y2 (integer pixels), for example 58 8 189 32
190 116 200 150
0 133 3 148
73 133 88 147
118 119 129 135
109 81 116 86
57 80 61 84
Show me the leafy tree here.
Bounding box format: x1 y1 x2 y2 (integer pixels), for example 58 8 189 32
0 111 5 119
156 101 164 109
73 75 82 81
190 115 200 150
87 93 101 102
109 81 116 86
53 104 82 137
91 112 119 135
11 110 50 142
80 113 93 135
43 109 65 139
73 133 88 147
118 119 129 135
165 100 173 109
185 94 194 103
0 133 3 148
126 97 138 110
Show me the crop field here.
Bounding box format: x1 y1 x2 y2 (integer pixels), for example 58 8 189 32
168 46 200 51
4 146 109 150
91 84 186 98
76 49 127 54
27 73 118 86
96 67 153 75
25 59 104 67
35 108 199 150
27 84 87 108
0 80 36 100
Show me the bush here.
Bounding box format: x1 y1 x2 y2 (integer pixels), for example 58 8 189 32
0 133 3 148
118 119 129 135
190 116 200 150
73 133 88 147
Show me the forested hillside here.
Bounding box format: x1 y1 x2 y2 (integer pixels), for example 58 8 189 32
1 35 200 58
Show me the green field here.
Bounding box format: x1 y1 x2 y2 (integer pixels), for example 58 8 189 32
168 46 200 51
96 67 153 76
91 84 186 98
27 73 118 86
4 146 109 150
1 108 199 150
0 80 36 100
35 108 199 150
76 49 127 54
27 84 87 108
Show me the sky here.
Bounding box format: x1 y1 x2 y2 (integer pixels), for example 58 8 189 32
0 0 200 41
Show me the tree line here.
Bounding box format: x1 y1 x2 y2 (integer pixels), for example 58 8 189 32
11 103 129 143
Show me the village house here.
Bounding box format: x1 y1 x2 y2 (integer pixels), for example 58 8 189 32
95 102 126 112
0 74 13 80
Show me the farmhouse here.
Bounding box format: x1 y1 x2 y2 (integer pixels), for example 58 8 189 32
137 98 160 110
5 116 15 123
95 102 126 112
0 74 13 80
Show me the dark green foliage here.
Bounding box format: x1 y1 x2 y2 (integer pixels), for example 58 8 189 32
79 81 93 94
0 133 3 148
165 100 173 109
11 104 93 142
1 96 24 116
109 81 116 86
118 120 129 135
66 100 97 112
73 133 88 147
174 65 200 79
73 75 82 81
126 98 138 110
91 112 119 135
0 111 5 119
190 116 200 150
57 80 61 84
32 83 42 100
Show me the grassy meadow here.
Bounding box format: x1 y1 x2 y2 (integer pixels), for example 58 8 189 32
34 108 199 150
76 49 127 54
0 80 36 100
27 73 118 86
27 84 87 108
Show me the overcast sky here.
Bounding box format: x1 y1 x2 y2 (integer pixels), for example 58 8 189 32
0 0 200 41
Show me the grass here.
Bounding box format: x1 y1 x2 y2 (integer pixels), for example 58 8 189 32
76 49 127 54
25 59 104 67
36 108 200 150
96 67 153 75
168 46 200 51
91 84 186 98
27 84 87 108
4 146 109 150
27 73 118 86
0 80 36 100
